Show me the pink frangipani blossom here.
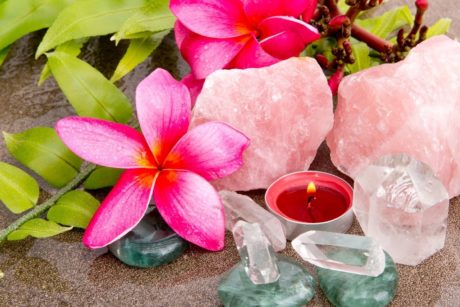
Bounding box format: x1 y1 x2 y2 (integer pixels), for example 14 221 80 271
171 0 321 84
56 69 250 251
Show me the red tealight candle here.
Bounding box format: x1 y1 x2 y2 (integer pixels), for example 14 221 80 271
265 171 353 240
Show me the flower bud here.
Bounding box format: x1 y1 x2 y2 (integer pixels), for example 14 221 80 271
328 15 349 31
416 0 428 10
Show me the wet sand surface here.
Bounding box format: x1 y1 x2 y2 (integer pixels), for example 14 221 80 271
0 1 459 306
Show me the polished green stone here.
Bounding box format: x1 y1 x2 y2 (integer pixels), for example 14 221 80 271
317 252 398 307
109 207 188 268
218 256 316 307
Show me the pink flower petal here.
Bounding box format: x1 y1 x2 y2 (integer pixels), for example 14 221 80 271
243 0 283 26
170 0 251 38
180 31 250 79
181 73 205 107
259 16 320 44
302 0 318 22
229 36 279 69
260 31 305 59
174 21 188 49
136 69 191 164
243 0 308 26
282 0 311 17
56 117 155 169
164 122 250 181
82 169 157 249
154 170 225 251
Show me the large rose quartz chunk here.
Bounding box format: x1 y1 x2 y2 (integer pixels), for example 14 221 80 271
191 58 333 191
327 35 460 197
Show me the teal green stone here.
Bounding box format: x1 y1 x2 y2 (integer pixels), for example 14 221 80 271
218 256 316 307
317 252 398 307
109 207 188 268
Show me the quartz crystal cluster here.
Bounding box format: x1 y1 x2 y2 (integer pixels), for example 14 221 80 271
192 57 333 191
353 154 449 266
292 230 385 277
219 190 286 251
327 35 460 197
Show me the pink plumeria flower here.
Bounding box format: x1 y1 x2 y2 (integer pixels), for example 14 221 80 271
171 0 321 81
56 69 249 251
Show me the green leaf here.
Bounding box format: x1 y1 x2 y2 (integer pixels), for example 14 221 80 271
0 45 10 66
113 0 175 43
0 162 39 214
47 52 133 123
7 218 71 241
356 6 413 39
0 0 75 50
305 37 336 60
346 42 371 74
47 190 99 229
427 18 452 38
111 30 169 82
36 0 149 57
38 38 88 85
83 167 123 190
3 127 82 188
337 0 349 12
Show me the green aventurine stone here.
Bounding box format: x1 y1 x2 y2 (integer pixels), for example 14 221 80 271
317 252 398 307
218 256 316 307
109 207 188 268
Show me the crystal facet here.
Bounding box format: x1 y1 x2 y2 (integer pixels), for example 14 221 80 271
220 190 286 251
318 252 398 307
109 207 188 268
292 230 385 277
232 221 280 284
191 57 334 191
327 35 460 198
353 154 449 266
218 256 316 307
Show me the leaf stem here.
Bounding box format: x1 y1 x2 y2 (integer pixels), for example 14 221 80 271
0 164 96 243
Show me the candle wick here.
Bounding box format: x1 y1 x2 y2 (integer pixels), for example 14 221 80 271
306 196 316 222
307 196 316 207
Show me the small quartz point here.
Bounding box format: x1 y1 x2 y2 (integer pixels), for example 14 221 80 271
353 154 449 266
219 190 286 251
292 230 385 277
232 220 280 284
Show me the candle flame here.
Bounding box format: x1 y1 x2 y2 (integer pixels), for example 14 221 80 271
307 182 316 196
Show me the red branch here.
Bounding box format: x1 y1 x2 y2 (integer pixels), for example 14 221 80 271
351 25 392 52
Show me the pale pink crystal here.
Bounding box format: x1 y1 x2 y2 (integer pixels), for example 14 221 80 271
191 57 333 191
327 35 460 197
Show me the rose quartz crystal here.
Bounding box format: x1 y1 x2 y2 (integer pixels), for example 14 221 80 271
191 57 333 191
327 35 460 197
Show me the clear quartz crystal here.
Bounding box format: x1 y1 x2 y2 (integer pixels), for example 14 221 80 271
353 154 450 266
219 190 286 251
292 230 385 277
232 220 280 284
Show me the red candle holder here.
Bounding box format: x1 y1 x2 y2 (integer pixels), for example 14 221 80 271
265 171 354 240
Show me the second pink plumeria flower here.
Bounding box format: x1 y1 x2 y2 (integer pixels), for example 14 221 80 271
56 69 249 251
171 0 321 80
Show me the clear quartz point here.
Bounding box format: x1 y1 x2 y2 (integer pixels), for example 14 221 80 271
219 190 286 251
232 220 280 284
292 230 385 277
353 154 449 266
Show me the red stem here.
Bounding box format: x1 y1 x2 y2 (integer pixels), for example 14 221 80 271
325 0 393 53
351 24 392 52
